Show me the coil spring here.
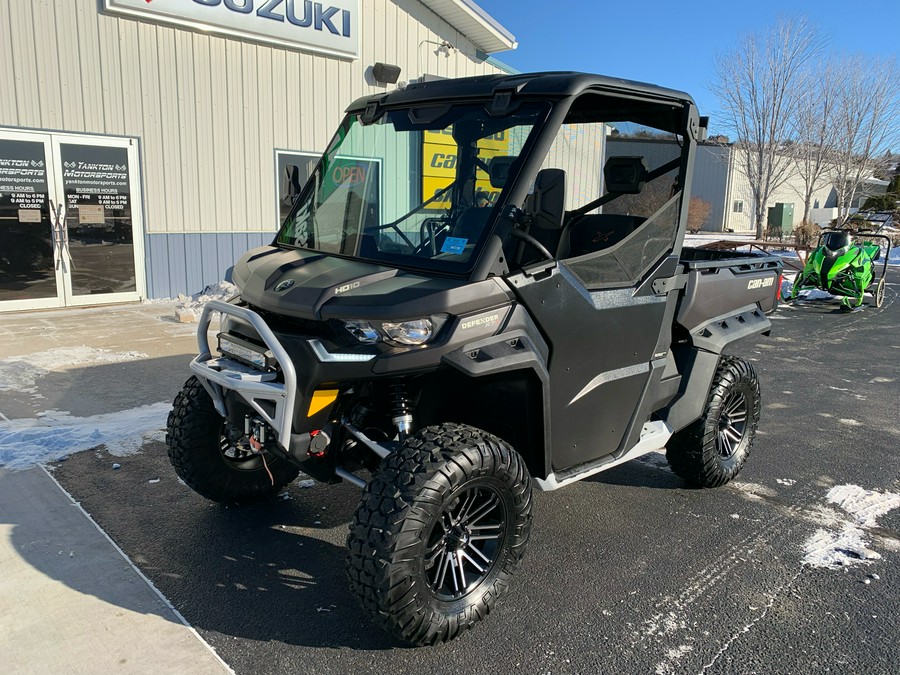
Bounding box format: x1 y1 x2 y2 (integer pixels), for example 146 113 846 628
389 382 410 419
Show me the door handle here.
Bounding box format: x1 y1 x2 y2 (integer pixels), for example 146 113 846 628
59 202 74 271
49 200 71 272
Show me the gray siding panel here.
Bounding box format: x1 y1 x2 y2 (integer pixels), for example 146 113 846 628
145 232 276 298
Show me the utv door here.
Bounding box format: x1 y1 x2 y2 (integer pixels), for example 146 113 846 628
507 196 682 471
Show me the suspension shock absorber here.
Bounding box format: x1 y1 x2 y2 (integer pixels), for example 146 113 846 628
389 381 413 440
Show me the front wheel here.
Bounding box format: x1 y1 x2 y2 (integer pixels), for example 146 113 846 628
166 376 300 504
346 423 532 646
666 356 761 487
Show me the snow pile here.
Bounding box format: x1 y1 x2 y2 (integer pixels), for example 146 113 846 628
802 484 900 568
0 403 170 470
0 347 147 394
889 245 900 266
779 272 837 302
173 281 239 323
825 484 900 528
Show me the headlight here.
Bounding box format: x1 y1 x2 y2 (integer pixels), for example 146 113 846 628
341 317 441 346
217 333 276 370
343 321 380 344
382 319 434 345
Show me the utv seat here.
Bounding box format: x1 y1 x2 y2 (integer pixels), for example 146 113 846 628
556 214 646 259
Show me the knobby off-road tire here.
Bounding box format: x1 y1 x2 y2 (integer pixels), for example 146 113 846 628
166 376 299 504
666 356 761 488
346 423 532 646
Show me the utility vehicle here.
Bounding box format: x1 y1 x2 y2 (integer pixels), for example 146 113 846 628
166 72 783 645
789 224 891 310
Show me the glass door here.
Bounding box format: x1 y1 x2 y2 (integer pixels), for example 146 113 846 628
0 129 145 312
52 135 145 306
0 131 65 311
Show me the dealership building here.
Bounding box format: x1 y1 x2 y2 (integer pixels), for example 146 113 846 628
0 0 516 311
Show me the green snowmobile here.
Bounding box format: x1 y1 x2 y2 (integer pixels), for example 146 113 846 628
790 229 890 310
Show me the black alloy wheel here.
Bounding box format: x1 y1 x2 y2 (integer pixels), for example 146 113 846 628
715 390 748 460
424 484 506 600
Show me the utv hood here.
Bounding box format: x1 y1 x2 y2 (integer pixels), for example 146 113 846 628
231 245 512 321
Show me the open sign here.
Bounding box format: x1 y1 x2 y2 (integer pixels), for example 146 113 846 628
332 163 367 185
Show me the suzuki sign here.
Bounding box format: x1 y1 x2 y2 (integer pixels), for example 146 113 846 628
104 0 359 60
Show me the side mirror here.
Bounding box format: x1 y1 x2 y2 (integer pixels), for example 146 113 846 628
604 156 648 194
487 156 516 189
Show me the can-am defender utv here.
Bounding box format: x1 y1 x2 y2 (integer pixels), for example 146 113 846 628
166 72 783 646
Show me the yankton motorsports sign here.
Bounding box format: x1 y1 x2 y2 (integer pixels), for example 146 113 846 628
104 0 359 59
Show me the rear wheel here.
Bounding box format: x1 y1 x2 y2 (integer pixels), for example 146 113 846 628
666 356 760 488
873 278 886 308
166 376 299 504
346 423 532 645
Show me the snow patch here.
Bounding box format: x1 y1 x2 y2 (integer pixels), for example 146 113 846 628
0 403 169 470
172 281 239 323
838 418 862 427
826 484 900 528
0 347 147 393
655 645 694 674
776 478 796 486
802 485 900 569
730 481 778 499
802 525 881 568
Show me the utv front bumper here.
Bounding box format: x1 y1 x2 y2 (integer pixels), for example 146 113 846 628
190 300 301 447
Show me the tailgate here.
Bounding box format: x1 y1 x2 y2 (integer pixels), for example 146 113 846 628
676 251 783 333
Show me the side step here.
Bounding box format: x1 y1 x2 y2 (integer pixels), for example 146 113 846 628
533 420 672 491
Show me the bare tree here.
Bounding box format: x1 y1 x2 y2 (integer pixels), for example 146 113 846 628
712 16 821 238
789 59 839 224
830 56 900 221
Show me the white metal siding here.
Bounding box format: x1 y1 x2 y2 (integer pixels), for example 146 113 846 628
0 0 506 235
724 147 837 232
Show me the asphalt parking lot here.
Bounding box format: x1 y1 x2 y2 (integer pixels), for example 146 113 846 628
7 270 900 674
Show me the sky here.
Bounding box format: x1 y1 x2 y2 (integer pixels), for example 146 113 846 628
475 0 900 136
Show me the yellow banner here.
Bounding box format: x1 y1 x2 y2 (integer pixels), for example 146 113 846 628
421 129 511 210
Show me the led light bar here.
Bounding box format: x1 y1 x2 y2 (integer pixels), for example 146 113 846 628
217 333 276 371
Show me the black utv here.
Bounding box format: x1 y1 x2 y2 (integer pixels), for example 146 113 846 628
166 72 783 645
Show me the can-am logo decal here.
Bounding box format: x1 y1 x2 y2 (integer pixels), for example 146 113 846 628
747 277 774 290
274 279 295 291
103 0 359 59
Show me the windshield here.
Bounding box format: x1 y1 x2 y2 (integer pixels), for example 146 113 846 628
276 103 548 275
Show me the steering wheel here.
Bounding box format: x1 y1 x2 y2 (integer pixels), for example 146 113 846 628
509 227 554 261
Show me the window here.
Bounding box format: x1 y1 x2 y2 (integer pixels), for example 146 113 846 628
733 200 743 213
276 150 319 226
276 103 547 276
533 94 687 289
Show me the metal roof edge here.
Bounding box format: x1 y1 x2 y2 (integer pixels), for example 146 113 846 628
420 0 518 54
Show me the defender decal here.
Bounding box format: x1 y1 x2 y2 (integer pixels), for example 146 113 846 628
460 313 501 330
